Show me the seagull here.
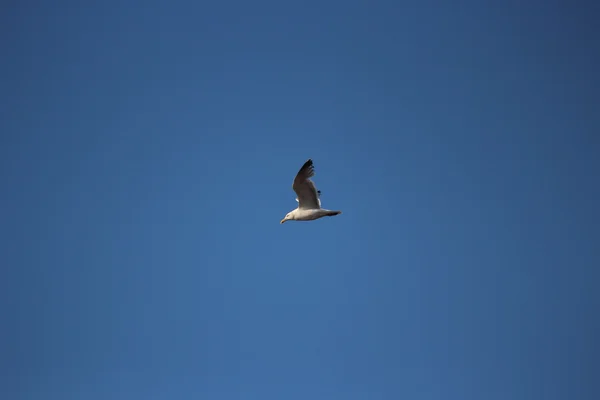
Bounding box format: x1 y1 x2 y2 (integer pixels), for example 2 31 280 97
280 159 342 224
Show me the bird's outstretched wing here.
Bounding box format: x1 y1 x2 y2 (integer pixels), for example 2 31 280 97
296 190 321 207
292 159 321 210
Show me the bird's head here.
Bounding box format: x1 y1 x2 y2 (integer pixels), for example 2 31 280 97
280 211 294 224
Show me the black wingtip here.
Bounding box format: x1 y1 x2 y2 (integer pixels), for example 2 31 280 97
297 158 315 176
301 159 314 169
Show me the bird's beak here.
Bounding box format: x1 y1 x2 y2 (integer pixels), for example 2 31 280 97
280 219 286 224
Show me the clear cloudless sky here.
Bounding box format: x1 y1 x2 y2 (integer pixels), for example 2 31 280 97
1 1 599 399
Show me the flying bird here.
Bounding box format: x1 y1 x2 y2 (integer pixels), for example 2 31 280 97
280 159 342 224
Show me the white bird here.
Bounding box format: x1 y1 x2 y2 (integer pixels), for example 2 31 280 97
280 159 342 224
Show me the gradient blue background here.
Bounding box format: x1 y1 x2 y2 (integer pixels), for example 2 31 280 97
1 1 599 399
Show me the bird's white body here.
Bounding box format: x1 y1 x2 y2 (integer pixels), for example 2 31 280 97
285 208 341 222
281 159 342 224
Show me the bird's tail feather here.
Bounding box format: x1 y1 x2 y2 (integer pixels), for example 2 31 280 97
325 210 342 217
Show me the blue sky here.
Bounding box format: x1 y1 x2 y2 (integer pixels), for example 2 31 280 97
1 1 598 399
